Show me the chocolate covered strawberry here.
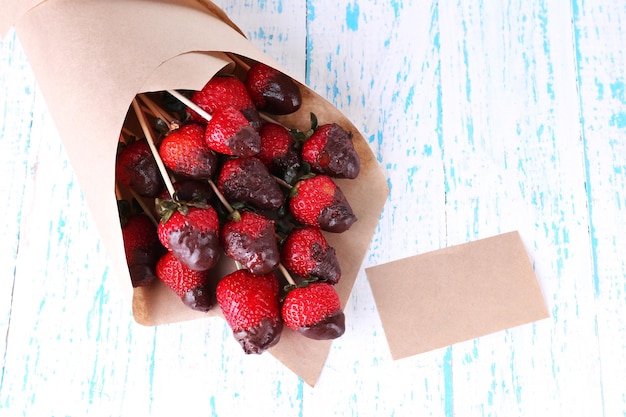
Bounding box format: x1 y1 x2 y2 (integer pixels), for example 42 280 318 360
157 205 220 271
120 209 163 288
115 139 164 197
204 106 261 157
216 270 283 354
217 157 284 210
257 122 301 180
156 251 215 312
281 282 345 340
159 123 218 180
301 123 360 179
281 227 341 284
289 175 356 233
244 62 302 115
191 75 261 130
221 211 280 275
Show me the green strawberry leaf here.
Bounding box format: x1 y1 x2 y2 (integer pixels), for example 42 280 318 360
309 112 318 131
303 276 321 286
177 204 189 216
154 118 169 134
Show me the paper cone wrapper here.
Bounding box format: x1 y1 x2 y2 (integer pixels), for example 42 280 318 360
8 0 388 386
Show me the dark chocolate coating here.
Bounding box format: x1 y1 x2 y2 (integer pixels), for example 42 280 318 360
269 143 301 180
171 180 214 205
182 284 215 312
221 158 285 210
227 125 261 157
223 222 280 275
310 243 341 284
297 310 345 340
234 317 283 354
241 106 263 131
131 152 165 197
128 263 157 287
128 244 162 287
261 73 302 115
167 227 220 271
317 187 357 233
312 124 360 179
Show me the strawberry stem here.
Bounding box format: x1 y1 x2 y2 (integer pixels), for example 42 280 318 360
131 98 177 198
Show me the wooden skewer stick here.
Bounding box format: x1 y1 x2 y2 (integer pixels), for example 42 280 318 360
128 188 159 226
273 176 293 190
206 179 233 213
131 98 176 198
225 52 251 70
122 127 137 138
138 94 179 131
278 263 297 287
166 89 213 123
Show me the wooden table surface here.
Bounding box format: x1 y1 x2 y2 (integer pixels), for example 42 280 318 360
1 0 625 415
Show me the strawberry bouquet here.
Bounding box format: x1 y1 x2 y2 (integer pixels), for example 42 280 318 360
118 64 362 349
5 0 387 385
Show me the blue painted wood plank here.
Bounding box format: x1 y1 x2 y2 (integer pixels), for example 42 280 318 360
303 0 449 415
0 30 39 401
438 0 604 415
572 0 626 415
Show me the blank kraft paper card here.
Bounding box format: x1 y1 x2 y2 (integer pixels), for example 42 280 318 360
365 231 550 360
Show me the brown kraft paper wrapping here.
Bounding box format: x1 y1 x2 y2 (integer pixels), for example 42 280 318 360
6 0 389 386
366 231 550 360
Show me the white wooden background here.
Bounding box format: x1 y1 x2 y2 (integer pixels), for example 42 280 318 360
1 0 625 415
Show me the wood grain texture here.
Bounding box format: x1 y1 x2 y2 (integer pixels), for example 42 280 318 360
1 0 625 415
438 1 603 415
573 1 626 416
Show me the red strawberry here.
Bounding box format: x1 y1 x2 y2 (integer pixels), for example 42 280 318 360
156 251 215 312
221 211 280 275
301 123 360 179
257 122 301 179
204 106 261 157
289 175 356 233
120 212 163 287
216 270 283 354
115 139 164 197
244 62 302 115
217 157 285 210
281 227 341 284
281 282 345 340
159 123 218 180
157 206 221 271
191 75 261 130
